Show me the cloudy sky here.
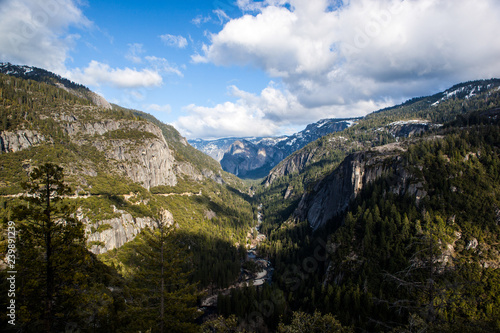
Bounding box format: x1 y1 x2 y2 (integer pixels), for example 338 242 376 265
1 0 500 139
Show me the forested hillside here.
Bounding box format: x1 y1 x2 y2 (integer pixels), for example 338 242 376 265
0 70 258 332
244 81 500 332
260 79 500 232
0 66 499 332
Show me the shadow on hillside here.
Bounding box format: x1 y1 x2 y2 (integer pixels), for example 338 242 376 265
225 185 254 203
193 195 248 227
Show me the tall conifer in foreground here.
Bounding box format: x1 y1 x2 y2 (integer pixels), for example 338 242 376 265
15 163 87 332
122 214 200 333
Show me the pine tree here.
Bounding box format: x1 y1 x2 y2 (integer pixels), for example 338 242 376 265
123 216 200 333
15 163 87 332
277 311 353 333
382 221 450 328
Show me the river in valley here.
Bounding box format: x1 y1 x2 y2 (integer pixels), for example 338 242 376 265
200 203 274 309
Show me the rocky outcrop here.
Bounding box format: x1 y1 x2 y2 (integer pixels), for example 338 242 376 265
88 91 112 109
221 140 284 178
82 207 174 254
0 130 46 152
61 118 179 189
201 169 225 184
264 149 317 186
96 137 177 189
175 161 203 182
296 144 426 231
381 120 441 139
61 117 161 137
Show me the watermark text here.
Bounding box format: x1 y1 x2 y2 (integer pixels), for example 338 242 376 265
6 221 16 326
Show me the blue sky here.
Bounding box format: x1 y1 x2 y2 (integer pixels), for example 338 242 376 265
68 0 272 123
2 0 500 139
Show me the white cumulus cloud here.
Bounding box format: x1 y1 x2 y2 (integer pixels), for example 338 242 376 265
0 0 91 73
176 101 279 139
175 82 388 139
68 60 163 89
194 0 500 124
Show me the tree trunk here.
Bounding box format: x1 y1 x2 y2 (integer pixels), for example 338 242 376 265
160 222 165 333
45 171 53 333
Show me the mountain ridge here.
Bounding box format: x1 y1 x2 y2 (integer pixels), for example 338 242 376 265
252 80 500 331
263 78 500 187
190 117 359 179
0 62 112 109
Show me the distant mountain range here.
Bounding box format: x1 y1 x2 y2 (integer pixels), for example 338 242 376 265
189 118 359 178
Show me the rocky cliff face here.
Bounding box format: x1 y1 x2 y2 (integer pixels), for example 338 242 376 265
0 130 47 153
220 140 285 178
84 90 112 110
61 117 178 189
263 149 317 186
0 116 183 189
81 207 174 254
95 138 177 189
381 120 441 139
296 143 426 231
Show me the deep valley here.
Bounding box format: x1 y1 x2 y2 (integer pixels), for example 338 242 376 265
1 64 500 332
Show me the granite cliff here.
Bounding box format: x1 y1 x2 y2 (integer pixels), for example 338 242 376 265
83 207 174 254
220 139 285 178
295 143 426 231
63 118 179 189
0 129 47 153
